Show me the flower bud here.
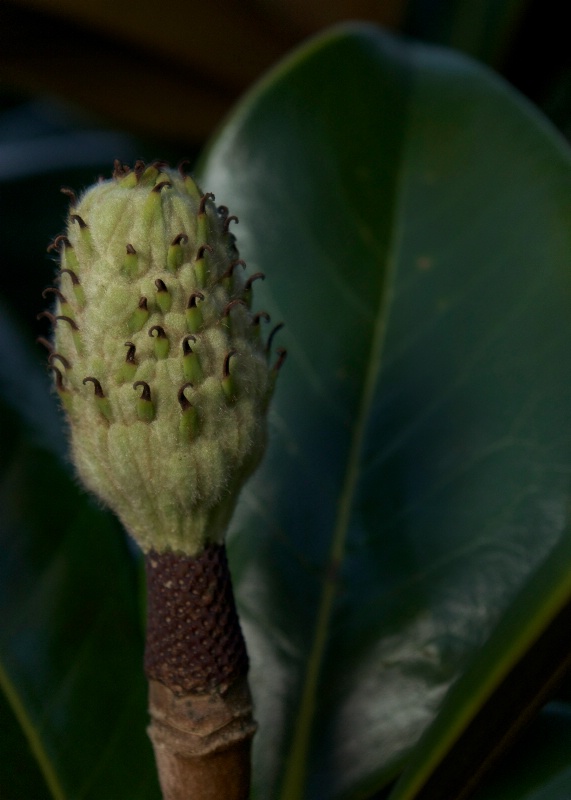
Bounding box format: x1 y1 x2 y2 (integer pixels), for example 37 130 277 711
42 161 284 555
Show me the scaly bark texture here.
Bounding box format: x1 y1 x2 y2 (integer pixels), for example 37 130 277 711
145 545 256 800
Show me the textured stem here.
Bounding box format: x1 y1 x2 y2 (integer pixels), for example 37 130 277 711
145 545 256 800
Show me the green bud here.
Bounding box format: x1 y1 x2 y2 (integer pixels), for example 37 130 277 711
178 383 200 440
185 292 204 334
197 192 215 244
134 381 156 422
59 265 86 308
54 236 80 273
70 213 93 253
128 297 150 333
194 244 212 288
221 350 238 403
42 287 74 320
83 377 113 421
49 362 73 413
123 244 138 278
243 272 265 309
154 279 172 313
117 342 138 382
167 233 187 272
182 335 203 383
149 326 170 359
42 162 285 555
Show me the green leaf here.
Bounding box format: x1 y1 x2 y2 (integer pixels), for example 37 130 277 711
0 309 159 798
404 0 532 66
0 681 51 800
388 528 571 800
199 23 571 799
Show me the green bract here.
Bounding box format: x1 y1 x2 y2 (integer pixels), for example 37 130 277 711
44 161 283 555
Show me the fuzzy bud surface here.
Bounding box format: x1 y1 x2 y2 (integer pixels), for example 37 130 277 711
42 162 283 554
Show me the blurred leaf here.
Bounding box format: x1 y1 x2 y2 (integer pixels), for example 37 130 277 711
542 67 571 141
0 101 167 350
0 311 159 797
0 92 136 179
0 650 51 800
0 0 295 144
0 3 230 144
388 530 571 799
199 22 571 799
11 0 296 91
404 0 532 66
0 0 409 145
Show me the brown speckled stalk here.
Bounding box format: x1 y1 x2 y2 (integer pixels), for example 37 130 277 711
145 545 256 800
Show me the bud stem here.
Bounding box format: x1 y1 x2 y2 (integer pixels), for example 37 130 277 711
144 546 255 800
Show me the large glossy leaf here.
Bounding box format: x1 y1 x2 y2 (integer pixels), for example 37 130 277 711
0 307 159 799
198 23 571 799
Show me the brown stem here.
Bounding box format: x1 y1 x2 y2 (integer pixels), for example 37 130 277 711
144 545 256 800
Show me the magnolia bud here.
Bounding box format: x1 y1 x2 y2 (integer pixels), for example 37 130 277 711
42 161 284 555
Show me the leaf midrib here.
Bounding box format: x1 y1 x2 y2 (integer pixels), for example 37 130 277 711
0 659 66 800
278 143 408 800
